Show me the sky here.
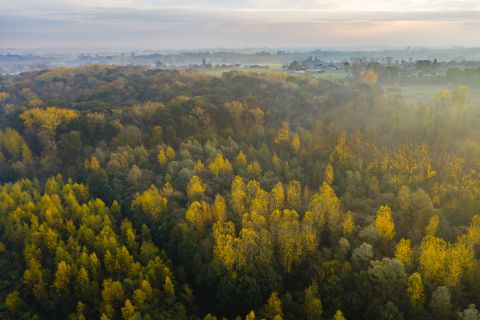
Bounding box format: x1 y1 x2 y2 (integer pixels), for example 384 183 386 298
1 0 480 50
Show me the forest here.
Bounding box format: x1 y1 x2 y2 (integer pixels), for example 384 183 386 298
0 65 480 320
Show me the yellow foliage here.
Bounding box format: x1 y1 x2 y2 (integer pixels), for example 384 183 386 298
20 107 77 132
274 122 290 144
235 151 248 168
361 70 378 86
332 309 346 320
209 153 233 176
194 160 205 172
247 161 262 177
341 211 354 238
324 163 334 185
290 133 301 152
163 276 175 297
272 153 281 171
395 238 412 266
157 150 168 166
425 214 439 236
213 194 227 223
286 180 301 210
419 235 447 282
90 156 101 171
467 215 480 245
269 182 285 210
374 205 395 241
213 221 237 271
131 185 168 219
406 272 424 308
187 175 206 198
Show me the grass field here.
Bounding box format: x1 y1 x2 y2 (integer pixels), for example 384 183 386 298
199 64 285 77
312 71 349 79
197 65 350 79
384 85 480 103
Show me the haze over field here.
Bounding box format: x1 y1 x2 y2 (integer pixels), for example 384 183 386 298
2 0 480 49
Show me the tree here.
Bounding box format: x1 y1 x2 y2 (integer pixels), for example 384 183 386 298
394 239 412 267
425 214 439 236
235 151 248 169
361 70 378 86
419 235 447 283
406 272 424 309
332 309 346 320
187 175 206 199
131 185 168 219
368 258 406 301
265 292 283 320
209 153 233 176
286 180 301 210
290 133 301 152
164 276 175 297
54 261 72 293
342 211 354 238
324 163 334 185
458 304 480 320
246 310 256 320
213 194 227 223
430 286 452 320
374 205 395 241
5 291 22 314
20 107 77 132
274 122 290 144
304 282 322 320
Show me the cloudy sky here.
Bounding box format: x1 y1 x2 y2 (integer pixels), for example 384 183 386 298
1 0 480 49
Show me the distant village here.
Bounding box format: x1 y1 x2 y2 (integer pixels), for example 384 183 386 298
2 48 480 78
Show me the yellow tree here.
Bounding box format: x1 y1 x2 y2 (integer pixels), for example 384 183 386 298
467 215 480 245
274 122 290 145
361 70 378 86
187 176 206 199
286 180 302 210
265 292 283 320
209 153 233 176
324 163 334 185
332 310 346 320
235 151 248 169
212 194 227 223
269 182 285 210
185 201 211 234
304 282 322 320
419 235 447 283
20 107 77 133
425 214 439 236
374 205 395 241
247 161 262 178
131 185 168 219
290 133 301 152
341 211 354 238
230 176 247 216
212 221 237 271
20 107 77 167
394 238 413 267
445 237 475 286
406 272 424 308
53 261 71 293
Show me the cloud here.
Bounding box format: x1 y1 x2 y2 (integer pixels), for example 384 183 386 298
1 1 479 49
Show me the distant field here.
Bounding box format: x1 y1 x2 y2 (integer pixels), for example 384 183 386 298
199 64 285 77
384 84 480 103
197 66 350 79
312 71 349 79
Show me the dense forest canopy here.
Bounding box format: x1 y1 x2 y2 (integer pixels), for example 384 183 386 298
0 65 480 319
